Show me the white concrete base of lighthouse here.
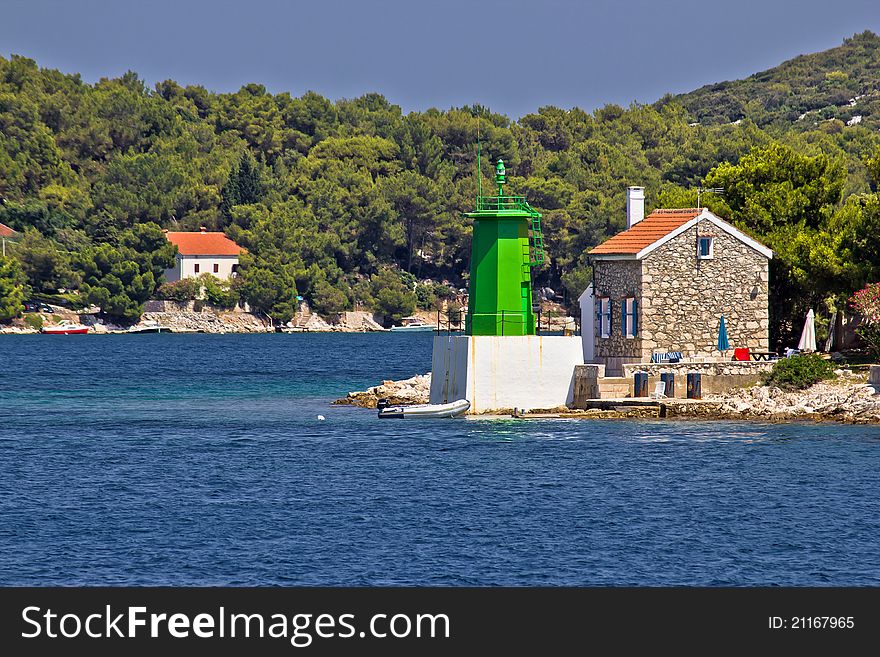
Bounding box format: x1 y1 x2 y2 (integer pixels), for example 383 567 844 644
429 335 584 414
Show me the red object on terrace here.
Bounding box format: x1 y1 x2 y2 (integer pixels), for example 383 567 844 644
733 347 751 361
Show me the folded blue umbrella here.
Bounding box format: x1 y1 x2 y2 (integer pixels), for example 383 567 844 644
717 315 730 351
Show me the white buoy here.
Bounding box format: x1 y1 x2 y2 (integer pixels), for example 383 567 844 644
317 415 325 421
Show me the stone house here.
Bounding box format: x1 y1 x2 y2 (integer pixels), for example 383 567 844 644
164 228 242 282
583 187 773 375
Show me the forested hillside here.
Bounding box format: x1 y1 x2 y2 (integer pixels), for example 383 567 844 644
2 32 880 346
671 31 880 130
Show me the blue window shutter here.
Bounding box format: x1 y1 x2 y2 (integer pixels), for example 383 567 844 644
699 237 712 257
632 298 638 336
596 299 602 336
621 299 627 336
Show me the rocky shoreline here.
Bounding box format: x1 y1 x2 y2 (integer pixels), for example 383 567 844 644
334 373 432 407
703 378 880 423
0 309 273 334
1 303 398 334
336 371 880 424
2 299 576 336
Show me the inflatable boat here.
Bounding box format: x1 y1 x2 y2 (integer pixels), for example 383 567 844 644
377 398 470 419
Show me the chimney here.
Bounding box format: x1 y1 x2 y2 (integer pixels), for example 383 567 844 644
626 186 645 229
199 226 207 233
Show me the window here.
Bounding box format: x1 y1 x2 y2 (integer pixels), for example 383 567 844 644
213 263 219 273
596 297 611 338
698 236 714 259
621 298 638 338
194 263 200 273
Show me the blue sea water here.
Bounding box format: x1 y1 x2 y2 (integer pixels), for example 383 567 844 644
1 332 878 586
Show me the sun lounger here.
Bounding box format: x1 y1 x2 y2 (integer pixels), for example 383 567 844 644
649 381 667 399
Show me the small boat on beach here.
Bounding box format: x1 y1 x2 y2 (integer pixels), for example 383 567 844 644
41 320 90 335
128 320 173 333
389 316 437 332
377 398 470 419
276 324 308 333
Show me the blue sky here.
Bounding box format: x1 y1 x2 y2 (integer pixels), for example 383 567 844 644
2 0 879 117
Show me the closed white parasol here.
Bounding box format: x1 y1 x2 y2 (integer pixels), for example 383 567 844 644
797 308 817 352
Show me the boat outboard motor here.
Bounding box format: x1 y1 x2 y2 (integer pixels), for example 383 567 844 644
376 398 406 419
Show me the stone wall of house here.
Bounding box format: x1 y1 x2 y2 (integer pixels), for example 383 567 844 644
592 259 642 372
570 360 775 403
640 219 769 361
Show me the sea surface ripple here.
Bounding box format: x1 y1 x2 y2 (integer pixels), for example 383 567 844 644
1 332 878 585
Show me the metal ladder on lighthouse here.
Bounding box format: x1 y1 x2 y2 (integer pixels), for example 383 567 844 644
528 215 545 265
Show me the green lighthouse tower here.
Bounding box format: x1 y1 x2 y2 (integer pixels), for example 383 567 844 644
465 158 544 336
429 158 582 413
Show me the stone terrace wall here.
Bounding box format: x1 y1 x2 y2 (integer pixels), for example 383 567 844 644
145 300 251 313
640 219 769 360
623 361 775 377
572 361 774 404
623 360 774 398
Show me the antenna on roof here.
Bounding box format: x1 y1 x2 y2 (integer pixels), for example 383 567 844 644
696 186 724 208
476 116 482 199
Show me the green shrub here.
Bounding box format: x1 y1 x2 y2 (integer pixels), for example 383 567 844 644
310 278 349 315
30 291 88 310
446 302 462 325
24 313 43 330
370 267 416 322
414 283 436 310
850 283 880 360
156 278 200 302
198 274 238 309
431 282 456 300
0 255 27 322
761 354 836 390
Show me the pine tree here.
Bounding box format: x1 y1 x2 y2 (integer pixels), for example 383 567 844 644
236 152 263 205
220 152 263 218
219 164 239 219
0 255 28 322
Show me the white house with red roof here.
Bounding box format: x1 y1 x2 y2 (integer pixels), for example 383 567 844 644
1 222 18 257
164 228 243 282
581 187 773 375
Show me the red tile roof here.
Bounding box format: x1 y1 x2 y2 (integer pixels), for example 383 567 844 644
166 231 242 256
589 208 702 255
0 222 16 238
